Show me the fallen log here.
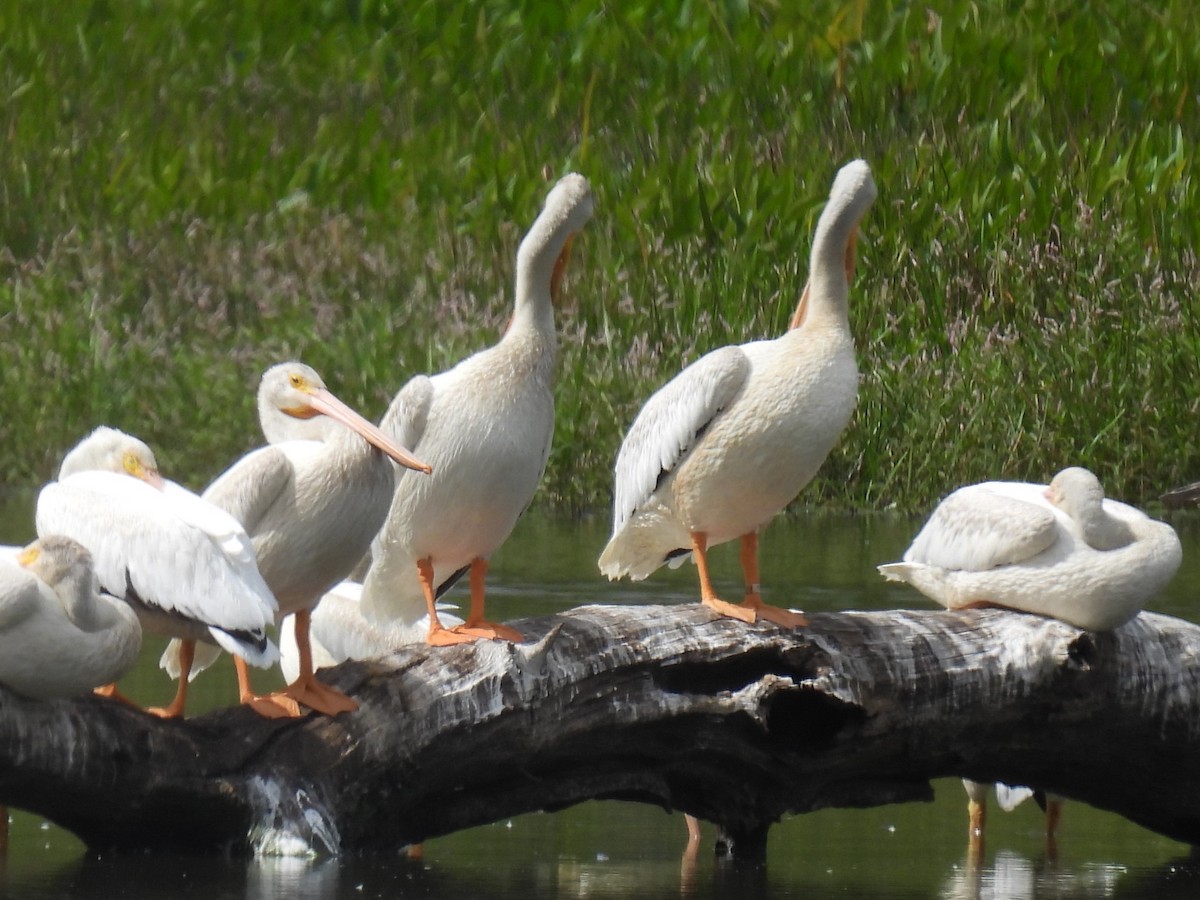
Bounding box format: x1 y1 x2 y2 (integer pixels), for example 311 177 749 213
1 603 1198 859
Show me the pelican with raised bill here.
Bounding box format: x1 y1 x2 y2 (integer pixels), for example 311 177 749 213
877 466 1182 631
200 361 432 717
34 426 279 717
598 160 877 627
358 172 594 646
0 535 141 700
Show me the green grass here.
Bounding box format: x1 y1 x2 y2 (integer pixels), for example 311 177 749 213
2 0 1198 513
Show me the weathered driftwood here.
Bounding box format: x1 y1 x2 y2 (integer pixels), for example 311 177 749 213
1 603 1199 859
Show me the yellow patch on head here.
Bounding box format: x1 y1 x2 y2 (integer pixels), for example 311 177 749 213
288 372 312 392
17 545 40 568
122 451 142 478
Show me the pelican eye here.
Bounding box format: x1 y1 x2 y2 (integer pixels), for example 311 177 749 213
122 451 142 477
289 373 307 390
17 546 39 567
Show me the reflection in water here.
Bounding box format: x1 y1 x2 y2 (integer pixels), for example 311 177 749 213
941 848 1141 900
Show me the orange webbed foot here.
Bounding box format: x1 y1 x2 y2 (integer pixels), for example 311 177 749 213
702 595 808 629
146 702 186 719
427 621 524 645
427 625 485 647
459 620 524 643
244 693 306 719
281 676 359 716
92 683 140 708
748 603 809 629
701 595 758 624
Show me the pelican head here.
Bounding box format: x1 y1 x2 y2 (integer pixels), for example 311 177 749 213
58 426 165 489
1045 466 1133 551
258 362 433 474
517 173 594 308
1045 467 1105 517
18 534 97 594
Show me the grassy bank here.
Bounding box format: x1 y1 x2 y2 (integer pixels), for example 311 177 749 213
2 0 1197 514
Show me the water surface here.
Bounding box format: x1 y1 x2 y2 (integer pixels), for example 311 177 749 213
2 495 1198 899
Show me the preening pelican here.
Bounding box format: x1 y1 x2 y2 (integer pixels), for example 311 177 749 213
201 361 432 717
358 172 594 645
877 466 1182 631
0 535 141 699
35 427 279 716
598 160 876 626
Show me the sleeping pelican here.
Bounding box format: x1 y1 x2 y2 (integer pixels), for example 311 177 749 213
201 361 432 717
877 466 1182 631
0 535 141 699
598 160 876 626
35 426 279 716
358 172 594 645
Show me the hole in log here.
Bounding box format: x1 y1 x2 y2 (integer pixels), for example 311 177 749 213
652 647 820 696
764 687 864 751
1067 633 1098 671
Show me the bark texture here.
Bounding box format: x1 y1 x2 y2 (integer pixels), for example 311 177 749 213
1 604 1198 858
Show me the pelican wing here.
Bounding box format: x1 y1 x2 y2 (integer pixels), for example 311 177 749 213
611 345 750 533
36 473 277 649
904 484 1059 571
202 444 295 535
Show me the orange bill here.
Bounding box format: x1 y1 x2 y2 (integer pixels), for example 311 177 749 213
306 388 433 475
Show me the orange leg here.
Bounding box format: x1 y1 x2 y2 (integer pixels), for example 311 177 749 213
738 533 808 628
423 557 481 647
968 796 986 838
1045 798 1063 836
425 557 522 645
693 532 807 628
694 532 754 623
235 654 302 719
967 796 986 862
1045 797 1063 860
458 558 523 642
147 640 195 718
258 610 358 717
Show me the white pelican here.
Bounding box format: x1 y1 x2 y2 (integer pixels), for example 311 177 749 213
358 172 594 645
0 535 141 699
877 466 1182 631
963 779 1064 853
598 160 876 626
201 361 432 716
35 426 279 716
277 582 462 682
